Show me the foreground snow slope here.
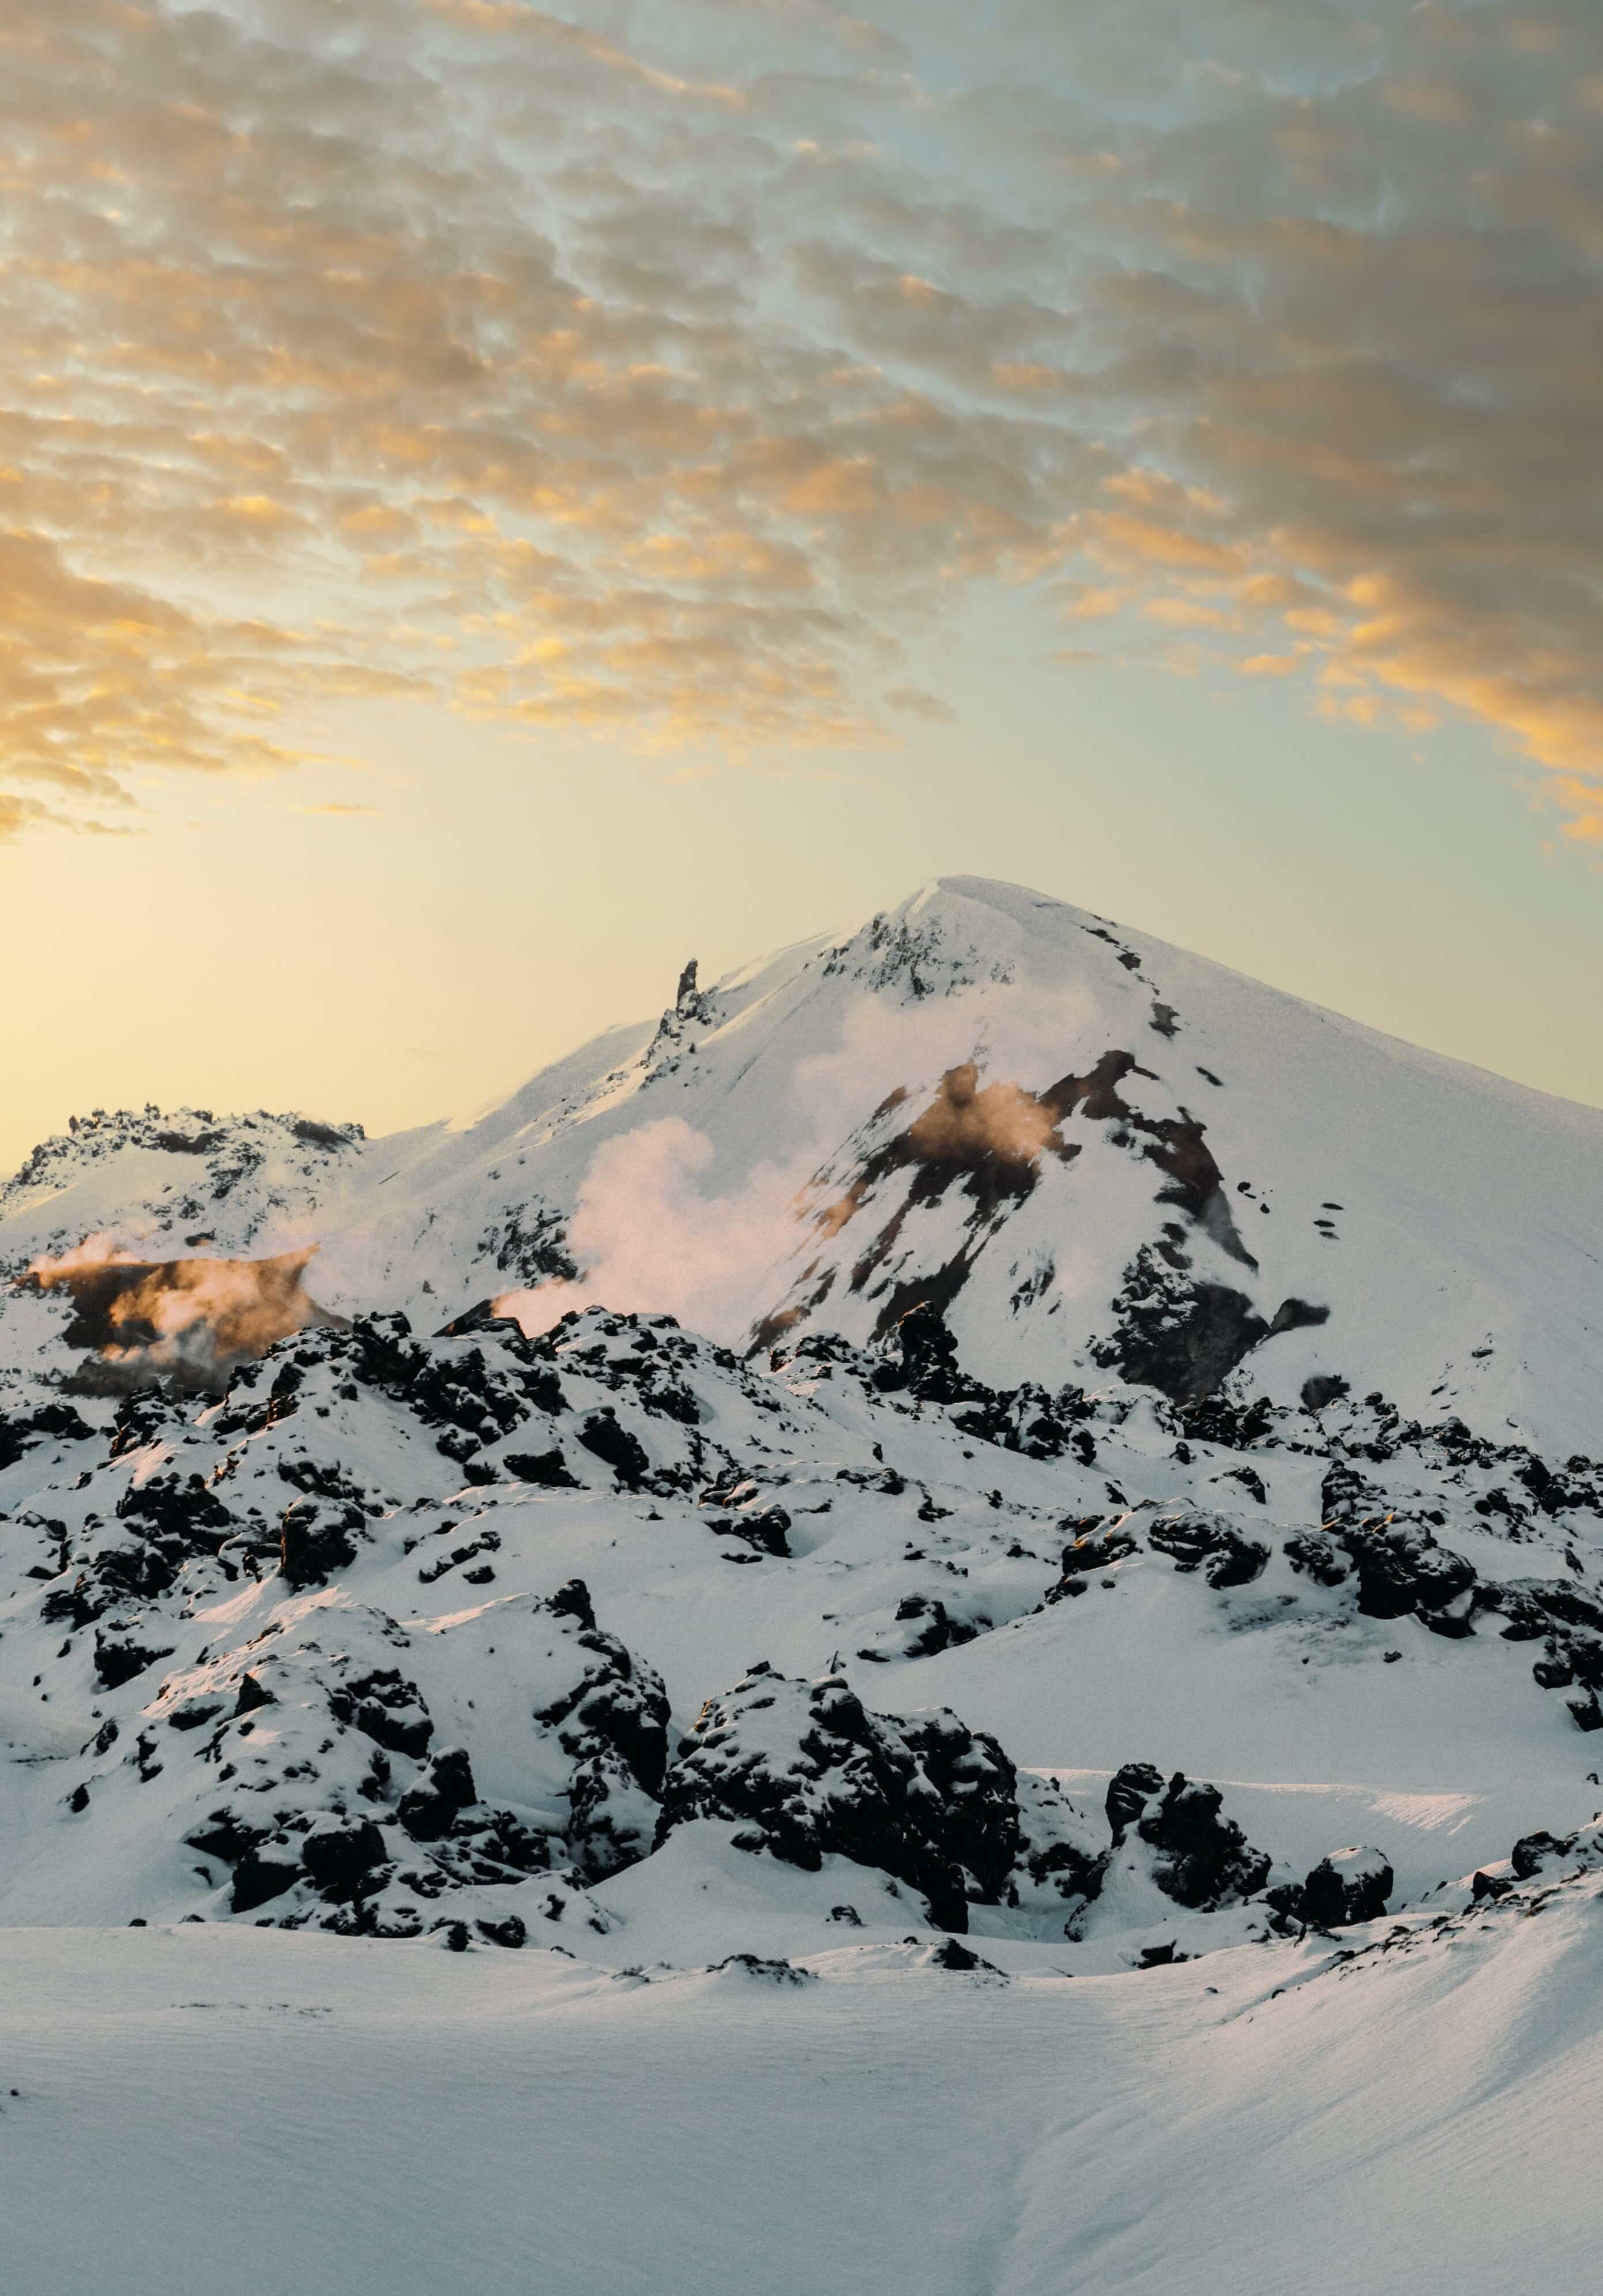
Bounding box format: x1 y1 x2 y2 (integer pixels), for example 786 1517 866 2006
3 1877 1600 2296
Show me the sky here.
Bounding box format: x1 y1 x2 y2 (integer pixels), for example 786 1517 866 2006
2 0 1602 1170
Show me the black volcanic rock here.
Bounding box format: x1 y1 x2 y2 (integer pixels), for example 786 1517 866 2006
397 1747 479 1842
1300 1847 1393 1928
1105 1764 1272 1910
1147 1512 1269 1588
658 1666 1019 1931
1339 1519 1477 1625
575 1409 650 1487
93 1625 176 1690
280 1500 360 1588
300 1815 390 1899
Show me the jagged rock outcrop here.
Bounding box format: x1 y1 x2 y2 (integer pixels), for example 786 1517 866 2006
1104 1763 1273 1911
658 1670 1278 1938
641 957 720 1083
658 1666 1020 1930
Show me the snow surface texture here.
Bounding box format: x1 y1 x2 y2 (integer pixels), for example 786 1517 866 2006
2 876 1602 2291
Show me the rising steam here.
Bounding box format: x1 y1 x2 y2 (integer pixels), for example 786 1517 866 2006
900 1063 1064 1170
22 1242 341 1390
492 1120 804 1343
491 993 1104 1344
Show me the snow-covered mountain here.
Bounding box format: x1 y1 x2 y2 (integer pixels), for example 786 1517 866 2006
10 877 1597 1445
3 875 1601 2294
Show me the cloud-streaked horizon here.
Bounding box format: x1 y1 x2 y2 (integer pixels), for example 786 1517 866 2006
5 0 1603 840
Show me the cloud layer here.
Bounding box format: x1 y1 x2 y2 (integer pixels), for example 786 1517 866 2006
5 0 1602 836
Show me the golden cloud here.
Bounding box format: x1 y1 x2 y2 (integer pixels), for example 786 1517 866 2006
0 0 1600 847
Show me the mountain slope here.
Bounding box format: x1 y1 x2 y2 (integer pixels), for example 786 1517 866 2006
297 879 1603 1463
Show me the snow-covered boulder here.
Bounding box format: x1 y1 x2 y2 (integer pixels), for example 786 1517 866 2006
658 1666 1020 1930
1300 1847 1393 1929
1146 1509 1270 1589
1103 1763 1273 1911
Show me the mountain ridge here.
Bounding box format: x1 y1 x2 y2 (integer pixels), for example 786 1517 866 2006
6 875 1601 1453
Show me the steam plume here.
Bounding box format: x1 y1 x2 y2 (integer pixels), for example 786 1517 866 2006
494 1121 803 1342
23 1244 338 1389
902 1064 1064 1170
493 987 1105 1343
